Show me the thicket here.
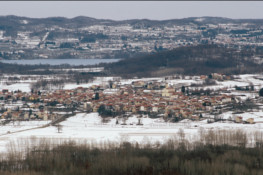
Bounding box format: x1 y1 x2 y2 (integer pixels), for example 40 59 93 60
0 62 95 75
31 79 65 91
1 129 263 175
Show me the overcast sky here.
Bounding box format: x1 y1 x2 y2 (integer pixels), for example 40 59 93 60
0 1 263 20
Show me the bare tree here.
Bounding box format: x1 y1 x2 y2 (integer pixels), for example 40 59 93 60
55 124 63 133
177 128 185 143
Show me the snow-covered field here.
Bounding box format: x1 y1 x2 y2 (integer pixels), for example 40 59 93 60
2 74 263 93
0 120 51 134
0 82 31 92
1 113 263 155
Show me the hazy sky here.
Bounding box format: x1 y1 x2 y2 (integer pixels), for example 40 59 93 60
0 1 263 20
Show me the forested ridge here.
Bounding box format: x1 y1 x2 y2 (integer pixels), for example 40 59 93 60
1 44 263 77
106 44 263 78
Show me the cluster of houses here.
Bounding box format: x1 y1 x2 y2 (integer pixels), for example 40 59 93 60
234 116 255 124
0 77 241 123
0 89 68 121
7 74 262 124
87 82 233 120
0 79 236 122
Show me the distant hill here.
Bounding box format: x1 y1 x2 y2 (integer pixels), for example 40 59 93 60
105 44 263 77
1 15 263 62
1 15 263 33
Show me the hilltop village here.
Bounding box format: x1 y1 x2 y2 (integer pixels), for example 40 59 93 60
1 74 261 124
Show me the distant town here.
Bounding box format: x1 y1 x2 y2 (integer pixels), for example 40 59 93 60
1 16 263 60
1 73 263 126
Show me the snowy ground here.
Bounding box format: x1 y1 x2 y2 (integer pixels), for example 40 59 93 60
0 113 263 155
0 120 51 135
64 77 163 90
1 73 263 93
220 111 263 122
0 82 31 92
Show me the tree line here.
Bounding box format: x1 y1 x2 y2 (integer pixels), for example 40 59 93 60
105 44 263 78
1 128 263 175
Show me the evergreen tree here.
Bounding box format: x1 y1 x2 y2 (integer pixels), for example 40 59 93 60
259 88 263 96
181 86 186 93
94 92 99 100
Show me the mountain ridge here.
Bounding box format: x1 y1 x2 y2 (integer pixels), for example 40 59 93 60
1 15 263 28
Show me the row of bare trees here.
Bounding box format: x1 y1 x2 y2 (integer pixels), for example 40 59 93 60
31 79 65 91
0 128 263 175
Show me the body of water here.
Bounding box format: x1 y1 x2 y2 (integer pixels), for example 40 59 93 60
0 58 120 66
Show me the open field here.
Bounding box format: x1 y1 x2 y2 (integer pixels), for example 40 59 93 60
1 112 263 156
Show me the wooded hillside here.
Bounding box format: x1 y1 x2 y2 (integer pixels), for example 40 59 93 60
106 44 263 78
